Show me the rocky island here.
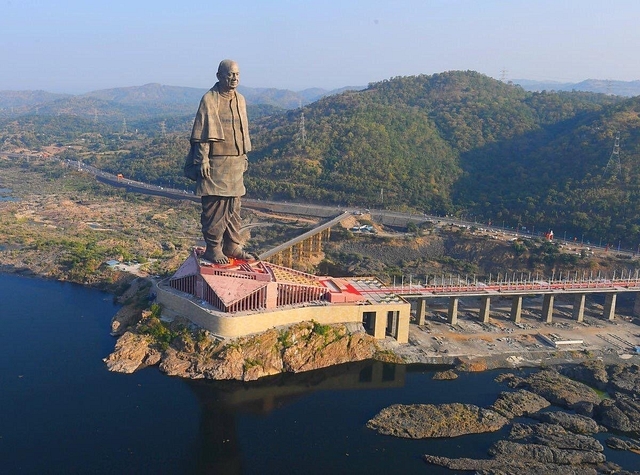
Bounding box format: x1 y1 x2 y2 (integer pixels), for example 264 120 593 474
366 361 640 474
104 283 401 381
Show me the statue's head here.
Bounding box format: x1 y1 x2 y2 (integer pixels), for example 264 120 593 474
217 60 240 92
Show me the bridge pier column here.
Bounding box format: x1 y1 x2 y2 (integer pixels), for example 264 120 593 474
448 297 459 325
293 243 301 265
479 296 491 323
416 298 427 326
542 294 555 323
511 295 523 323
604 293 617 321
572 293 586 323
287 247 294 268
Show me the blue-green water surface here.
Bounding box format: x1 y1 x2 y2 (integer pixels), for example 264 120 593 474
0 273 637 474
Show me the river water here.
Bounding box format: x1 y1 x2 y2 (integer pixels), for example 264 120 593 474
1 273 637 474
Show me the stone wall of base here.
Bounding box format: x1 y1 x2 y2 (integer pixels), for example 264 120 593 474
157 283 409 343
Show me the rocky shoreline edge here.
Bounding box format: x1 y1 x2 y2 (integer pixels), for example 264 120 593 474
103 277 640 381
103 277 402 381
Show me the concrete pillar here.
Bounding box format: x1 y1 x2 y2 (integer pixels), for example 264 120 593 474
373 311 386 339
604 293 617 321
479 296 491 323
511 295 523 323
265 282 278 309
285 247 293 268
448 297 459 325
416 298 427 326
572 293 586 322
542 294 555 323
396 308 410 344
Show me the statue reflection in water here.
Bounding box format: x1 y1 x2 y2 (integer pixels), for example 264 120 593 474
186 360 407 474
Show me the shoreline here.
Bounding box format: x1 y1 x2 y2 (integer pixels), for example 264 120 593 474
3 268 640 377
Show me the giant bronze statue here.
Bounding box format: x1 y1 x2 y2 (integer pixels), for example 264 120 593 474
187 59 254 264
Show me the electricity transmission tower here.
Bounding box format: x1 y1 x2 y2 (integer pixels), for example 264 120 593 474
297 102 307 147
604 132 621 179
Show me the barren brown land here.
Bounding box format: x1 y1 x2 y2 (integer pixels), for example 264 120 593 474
386 304 640 370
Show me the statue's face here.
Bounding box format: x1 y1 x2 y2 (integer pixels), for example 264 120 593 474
217 62 240 91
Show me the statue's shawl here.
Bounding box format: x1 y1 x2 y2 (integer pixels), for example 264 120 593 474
190 83 252 152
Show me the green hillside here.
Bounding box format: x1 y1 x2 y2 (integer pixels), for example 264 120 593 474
4 70 640 247
249 71 639 247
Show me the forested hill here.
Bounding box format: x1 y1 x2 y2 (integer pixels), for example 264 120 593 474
3 70 640 246
248 71 640 246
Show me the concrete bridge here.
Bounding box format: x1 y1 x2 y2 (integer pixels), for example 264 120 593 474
258 211 351 267
377 276 640 326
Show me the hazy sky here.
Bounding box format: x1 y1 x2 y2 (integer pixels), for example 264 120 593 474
2 0 640 93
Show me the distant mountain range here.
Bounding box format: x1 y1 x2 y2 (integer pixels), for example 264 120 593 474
0 84 364 119
2 77 638 121
513 78 640 96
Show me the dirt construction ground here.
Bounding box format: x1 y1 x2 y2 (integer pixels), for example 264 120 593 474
383 295 640 368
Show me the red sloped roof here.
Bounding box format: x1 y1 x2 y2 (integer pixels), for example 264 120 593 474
170 253 200 279
201 273 269 307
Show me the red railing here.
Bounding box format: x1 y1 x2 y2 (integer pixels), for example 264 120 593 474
360 278 640 297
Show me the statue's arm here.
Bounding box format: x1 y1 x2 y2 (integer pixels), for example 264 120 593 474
192 141 211 179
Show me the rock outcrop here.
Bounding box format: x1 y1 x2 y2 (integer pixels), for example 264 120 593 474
560 361 640 397
366 403 509 438
432 369 458 380
424 422 613 474
559 360 609 391
422 454 600 474
110 278 152 335
106 319 397 381
110 306 144 336
530 411 602 435
595 395 640 435
608 363 640 396
506 423 604 455
490 389 551 419
496 368 601 409
103 332 161 373
605 436 640 453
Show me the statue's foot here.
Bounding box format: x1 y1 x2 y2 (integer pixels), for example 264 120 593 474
201 247 229 264
223 244 259 261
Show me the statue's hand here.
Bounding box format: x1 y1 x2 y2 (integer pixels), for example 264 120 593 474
200 161 210 179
